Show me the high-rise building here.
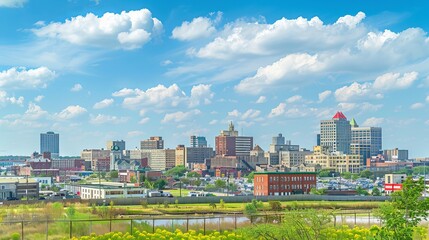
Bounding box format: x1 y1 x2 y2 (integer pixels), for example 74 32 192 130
175 145 214 167
190 136 208 148
320 112 351 154
140 136 164 150
350 118 382 164
305 146 361 173
81 149 110 171
140 149 175 171
40 131 59 158
106 140 126 152
215 122 253 156
384 148 409 161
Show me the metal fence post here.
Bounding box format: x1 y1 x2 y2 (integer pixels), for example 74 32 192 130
152 217 155 233
130 219 133 235
186 216 189 232
46 220 49 240
203 217 206 235
354 212 357 225
234 213 237 230
21 221 24 240
109 218 112 232
69 220 72 239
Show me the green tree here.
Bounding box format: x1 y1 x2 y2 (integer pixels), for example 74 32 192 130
246 172 255 183
109 170 118 179
356 186 369 196
372 187 381 196
341 172 352 180
412 166 429 175
187 171 201 178
318 170 332 177
359 170 373 179
165 165 187 178
144 179 155 189
154 179 167 190
377 177 429 240
214 179 226 191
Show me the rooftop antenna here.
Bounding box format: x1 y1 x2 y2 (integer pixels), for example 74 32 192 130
241 127 243 136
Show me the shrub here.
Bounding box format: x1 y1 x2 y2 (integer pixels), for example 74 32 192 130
140 199 148 209
163 200 169 208
268 201 282 211
10 233 20 240
219 198 225 209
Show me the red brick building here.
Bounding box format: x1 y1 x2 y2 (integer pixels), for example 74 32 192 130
254 172 317 196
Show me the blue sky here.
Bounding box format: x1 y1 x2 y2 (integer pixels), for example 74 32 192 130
0 0 429 157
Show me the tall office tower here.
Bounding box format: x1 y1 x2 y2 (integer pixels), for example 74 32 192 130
140 136 164 150
269 133 299 152
320 111 351 154
40 131 59 158
350 118 382 164
190 136 208 147
383 148 409 161
215 122 253 156
316 134 321 146
106 140 126 152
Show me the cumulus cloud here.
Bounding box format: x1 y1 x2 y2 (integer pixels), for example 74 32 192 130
410 102 424 110
71 83 83 92
0 0 26 8
0 67 56 89
268 103 286 118
286 95 302 104
90 114 127 124
93 98 114 109
0 91 24 106
55 105 87 120
24 102 48 120
228 109 261 120
138 117 150 124
161 109 201 123
34 95 44 102
256 96 266 104
235 53 322 94
318 90 331 103
335 72 418 102
373 72 419 90
172 12 221 41
362 117 384 127
113 83 214 111
33 9 162 50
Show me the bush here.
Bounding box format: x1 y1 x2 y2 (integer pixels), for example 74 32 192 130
219 198 225 209
10 233 20 240
268 201 282 211
163 200 169 208
140 199 148 208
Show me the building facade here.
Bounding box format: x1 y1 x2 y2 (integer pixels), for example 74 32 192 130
106 140 126 152
40 131 59 158
190 136 208 148
81 149 110 171
140 136 164 150
383 148 409 161
215 122 253 156
253 172 317 196
320 112 351 154
305 146 361 173
350 119 382 164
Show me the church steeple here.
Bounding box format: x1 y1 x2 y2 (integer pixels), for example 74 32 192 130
229 121 235 131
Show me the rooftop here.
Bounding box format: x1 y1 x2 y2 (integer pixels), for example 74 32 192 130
254 172 317 175
332 111 347 120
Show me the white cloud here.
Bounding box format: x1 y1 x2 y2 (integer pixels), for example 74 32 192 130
235 53 322 94
24 102 48 120
209 119 218 125
90 114 127 124
0 0 26 8
34 95 44 102
0 67 56 89
189 84 214 107
172 13 220 41
127 131 144 137
410 102 424 110
55 105 87 120
241 109 261 119
138 117 150 124
0 91 24 106
33 9 163 50
335 82 373 102
337 102 357 112
318 90 331 103
227 109 240 117
426 95 429 103
161 109 201 123
268 103 286 118
286 95 302 104
362 117 384 127
373 72 419 90
71 83 83 92
195 12 366 59
256 96 266 104
335 72 418 102
358 30 398 50
93 98 114 109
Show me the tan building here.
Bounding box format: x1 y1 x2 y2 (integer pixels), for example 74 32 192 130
305 146 361 173
80 149 110 170
140 136 164 150
280 150 312 167
141 149 175 171
175 145 186 166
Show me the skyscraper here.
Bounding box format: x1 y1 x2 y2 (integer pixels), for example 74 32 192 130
350 118 382 164
215 122 253 156
140 136 164 150
106 140 126 152
40 131 59 158
320 112 351 154
190 135 208 147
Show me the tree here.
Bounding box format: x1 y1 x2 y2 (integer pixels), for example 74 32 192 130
154 179 167 190
144 179 155 189
341 172 352 180
359 170 373 179
165 165 187 178
187 171 201 178
372 187 381 196
318 170 331 177
246 172 255 183
110 170 118 179
356 186 369 196
412 166 429 175
377 177 429 240
214 179 227 191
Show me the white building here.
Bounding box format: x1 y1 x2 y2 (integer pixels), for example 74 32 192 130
320 112 351 154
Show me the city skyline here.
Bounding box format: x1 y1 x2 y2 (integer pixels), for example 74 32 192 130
1 0 429 157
